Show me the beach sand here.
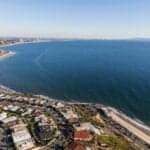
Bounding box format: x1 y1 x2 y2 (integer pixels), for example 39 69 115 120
0 51 16 60
108 108 150 145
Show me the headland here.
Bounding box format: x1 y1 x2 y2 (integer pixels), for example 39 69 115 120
0 38 49 60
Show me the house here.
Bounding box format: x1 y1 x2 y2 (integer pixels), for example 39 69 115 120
2 116 17 124
11 124 35 150
55 102 65 108
21 108 33 116
32 109 43 117
0 94 4 98
75 122 100 135
3 105 20 112
74 131 93 141
0 112 7 121
62 110 79 123
69 142 86 150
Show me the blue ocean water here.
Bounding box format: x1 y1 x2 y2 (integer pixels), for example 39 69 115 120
0 40 150 125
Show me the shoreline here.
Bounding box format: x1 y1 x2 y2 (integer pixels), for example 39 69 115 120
0 40 50 60
1 84 150 145
0 40 51 48
0 84 150 132
1 85 149 148
0 50 16 60
108 107 150 133
106 107 150 144
0 41 150 145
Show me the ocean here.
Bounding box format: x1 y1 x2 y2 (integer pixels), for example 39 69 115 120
0 40 150 126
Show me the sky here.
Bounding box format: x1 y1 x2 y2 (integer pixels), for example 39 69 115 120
0 0 150 39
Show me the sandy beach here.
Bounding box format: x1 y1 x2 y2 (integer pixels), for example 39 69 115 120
108 108 150 145
0 40 51 48
0 50 16 60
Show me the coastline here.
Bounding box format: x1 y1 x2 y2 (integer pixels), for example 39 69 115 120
107 107 150 133
0 40 51 48
0 84 150 131
106 107 150 144
0 40 50 60
0 41 150 130
0 41 150 145
0 50 16 60
1 85 150 148
1 84 150 145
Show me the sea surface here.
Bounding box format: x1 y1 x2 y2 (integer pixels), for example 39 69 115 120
0 40 150 126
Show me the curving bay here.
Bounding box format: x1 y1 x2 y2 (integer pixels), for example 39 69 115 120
0 40 150 126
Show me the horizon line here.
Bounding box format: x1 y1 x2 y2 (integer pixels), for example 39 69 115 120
1 36 150 41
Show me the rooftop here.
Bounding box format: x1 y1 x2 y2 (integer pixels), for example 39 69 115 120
74 131 93 141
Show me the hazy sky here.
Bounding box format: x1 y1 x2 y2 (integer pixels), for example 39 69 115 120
0 0 150 38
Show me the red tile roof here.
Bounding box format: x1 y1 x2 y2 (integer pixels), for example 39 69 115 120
69 142 86 150
74 131 93 141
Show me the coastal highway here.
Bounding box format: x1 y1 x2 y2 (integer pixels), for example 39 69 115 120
108 110 150 145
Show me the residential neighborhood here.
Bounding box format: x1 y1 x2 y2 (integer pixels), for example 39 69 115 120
0 86 149 150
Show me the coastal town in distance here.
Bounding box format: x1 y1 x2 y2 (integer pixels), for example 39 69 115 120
0 38 150 150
